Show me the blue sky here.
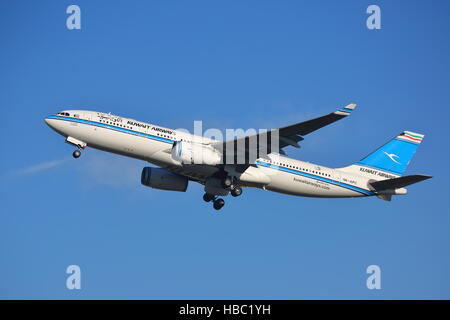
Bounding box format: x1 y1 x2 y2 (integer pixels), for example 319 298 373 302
1 0 449 299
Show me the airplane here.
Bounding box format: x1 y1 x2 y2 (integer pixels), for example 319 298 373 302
44 104 431 210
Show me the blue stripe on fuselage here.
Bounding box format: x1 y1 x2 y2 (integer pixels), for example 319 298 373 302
46 115 174 144
255 161 374 196
47 115 373 196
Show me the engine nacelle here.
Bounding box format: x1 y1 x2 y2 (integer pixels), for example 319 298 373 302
171 141 222 165
141 167 188 192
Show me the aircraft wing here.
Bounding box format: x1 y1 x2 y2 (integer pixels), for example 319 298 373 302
212 104 356 169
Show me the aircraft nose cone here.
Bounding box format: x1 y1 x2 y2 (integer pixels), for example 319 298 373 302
44 117 55 129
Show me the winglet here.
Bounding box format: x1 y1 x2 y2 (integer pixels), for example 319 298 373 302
335 103 357 116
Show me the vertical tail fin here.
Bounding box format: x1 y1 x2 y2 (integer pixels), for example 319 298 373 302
339 131 425 178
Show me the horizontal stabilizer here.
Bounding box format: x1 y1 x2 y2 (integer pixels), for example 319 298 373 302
369 174 432 192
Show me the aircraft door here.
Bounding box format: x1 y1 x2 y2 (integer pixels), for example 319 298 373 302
333 170 341 182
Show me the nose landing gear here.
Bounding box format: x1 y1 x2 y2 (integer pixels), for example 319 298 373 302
66 137 87 159
72 149 81 158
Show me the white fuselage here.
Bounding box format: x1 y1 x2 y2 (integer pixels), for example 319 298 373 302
45 110 379 199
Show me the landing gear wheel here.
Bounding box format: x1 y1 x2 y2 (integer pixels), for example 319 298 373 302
73 149 81 159
203 193 215 202
213 198 225 210
231 186 242 197
221 176 232 188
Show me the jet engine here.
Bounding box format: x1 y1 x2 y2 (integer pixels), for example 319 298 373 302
171 141 222 165
141 167 188 192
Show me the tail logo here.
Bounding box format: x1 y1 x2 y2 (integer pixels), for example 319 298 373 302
383 151 401 165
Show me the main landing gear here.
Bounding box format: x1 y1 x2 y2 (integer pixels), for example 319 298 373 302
221 176 232 188
203 193 225 210
203 177 243 211
213 198 225 210
231 185 242 197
